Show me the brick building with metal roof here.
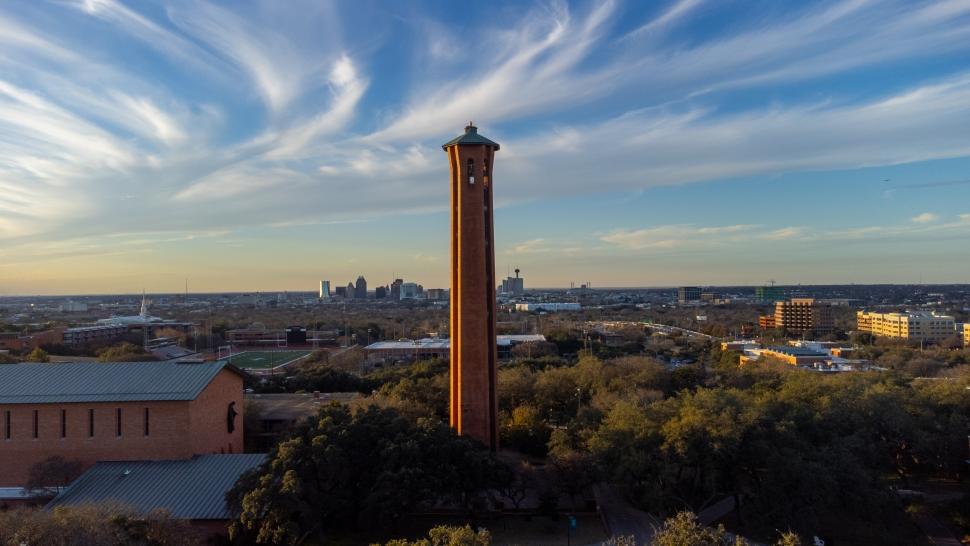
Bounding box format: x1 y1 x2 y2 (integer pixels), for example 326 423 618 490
0 360 244 489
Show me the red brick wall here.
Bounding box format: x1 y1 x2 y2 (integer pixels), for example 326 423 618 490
447 141 499 450
0 368 243 487
188 369 244 455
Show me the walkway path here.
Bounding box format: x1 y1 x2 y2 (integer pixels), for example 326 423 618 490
593 484 660 545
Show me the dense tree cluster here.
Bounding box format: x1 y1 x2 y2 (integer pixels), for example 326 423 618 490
313 342 970 543
228 404 507 545
96 342 156 362
651 511 800 546
0 505 198 546
379 525 491 546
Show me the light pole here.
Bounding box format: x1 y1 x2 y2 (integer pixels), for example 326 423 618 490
575 386 582 418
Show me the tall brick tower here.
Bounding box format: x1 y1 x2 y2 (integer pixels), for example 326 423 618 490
443 123 499 450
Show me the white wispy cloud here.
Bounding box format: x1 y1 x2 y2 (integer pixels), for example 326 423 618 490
600 224 758 250
763 227 806 241
498 72 970 200
165 0 336 113
510 238 550 254
601 218 970 253
71 0 229 78
368 1 620 142
264 55 368 160
911 212 939 223
1 0 970 277
626 0 705 38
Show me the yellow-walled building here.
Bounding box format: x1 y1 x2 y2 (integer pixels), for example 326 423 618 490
856 311 955 342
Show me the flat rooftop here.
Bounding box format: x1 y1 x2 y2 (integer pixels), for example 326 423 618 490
366 334 546 350
766 346 828 357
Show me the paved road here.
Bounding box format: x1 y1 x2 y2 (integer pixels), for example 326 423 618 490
593 484 660 545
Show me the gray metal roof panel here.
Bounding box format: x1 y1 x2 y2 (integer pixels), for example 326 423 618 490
441 124 500 150
0 361 230 404
47 454 266 520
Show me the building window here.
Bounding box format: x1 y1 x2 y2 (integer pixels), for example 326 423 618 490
61 409 67 439
3 410 9 439
88 409 95 437
116 408 122 437
467 158 475 184
144 408 150 437
33 410 38 439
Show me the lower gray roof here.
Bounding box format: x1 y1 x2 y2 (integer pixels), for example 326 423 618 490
0 361 239 404
47 454 266 520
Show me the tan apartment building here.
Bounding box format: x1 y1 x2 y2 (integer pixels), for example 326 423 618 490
774 298 834 336
963 323 969 347
856 311 955 343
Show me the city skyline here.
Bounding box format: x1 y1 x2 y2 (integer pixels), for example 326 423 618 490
3 1 970 295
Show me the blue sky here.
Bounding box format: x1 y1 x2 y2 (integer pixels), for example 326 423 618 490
1 0 970 294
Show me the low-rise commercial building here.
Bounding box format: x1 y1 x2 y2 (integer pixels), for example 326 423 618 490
245 392 359 451
227 326 335 347
515 302 581 312
720 340 759 352
63 324 128 347
738 342 869 372
364 335 547 364
856 310 955 342
758 346 831 366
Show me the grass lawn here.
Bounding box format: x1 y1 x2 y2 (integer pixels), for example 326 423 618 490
223 350 311 369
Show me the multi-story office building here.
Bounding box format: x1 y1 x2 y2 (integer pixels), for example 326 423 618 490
334 286 347 298
355 276 367 299
425 288 448 301
678 286 702 304
319 280 331 300
501 269 525 295
400 282 421 299
375 286 387 299
755 285 784 303
390 279 404 300
964 323 970 347
774 298 834 336
856 311 956 342
759 314 777 329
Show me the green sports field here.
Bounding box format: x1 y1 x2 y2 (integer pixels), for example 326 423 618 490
223 350 311 370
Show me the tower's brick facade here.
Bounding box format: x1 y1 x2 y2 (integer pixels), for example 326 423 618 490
444 125 499 450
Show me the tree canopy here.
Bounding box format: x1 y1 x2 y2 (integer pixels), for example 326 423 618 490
228 404 508 545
